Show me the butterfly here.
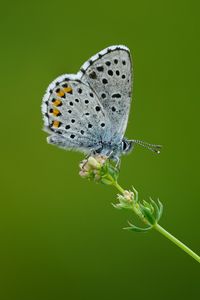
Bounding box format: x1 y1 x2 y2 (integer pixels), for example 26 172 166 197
41 45 161 163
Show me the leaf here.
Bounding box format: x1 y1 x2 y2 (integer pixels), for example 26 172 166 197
101 178 113 185
111 203 122 209
157 199 163 220
107 165 119 181
124 222 152 232
140 204 156 225
143 200 154 211
149 197 160 221
131 186 139 202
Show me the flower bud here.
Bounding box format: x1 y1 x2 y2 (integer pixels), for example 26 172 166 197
123 190 134 202
79 155 119 185
79 170 89 178
87 156 101 169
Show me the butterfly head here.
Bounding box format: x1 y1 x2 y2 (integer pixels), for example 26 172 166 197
121 138 134 154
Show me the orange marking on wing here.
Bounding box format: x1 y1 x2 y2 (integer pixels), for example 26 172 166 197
63 87 73 93
53 99 62 106
52 120 60 128
52 109 60 116
57 89 65 97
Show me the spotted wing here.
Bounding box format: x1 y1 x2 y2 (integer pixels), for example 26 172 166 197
78 45 133 143
41 74 110 153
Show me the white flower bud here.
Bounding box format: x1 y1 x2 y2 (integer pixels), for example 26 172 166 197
123 190 134 202
88 156 101 169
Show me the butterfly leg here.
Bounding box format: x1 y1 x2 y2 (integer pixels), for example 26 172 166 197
114 156 121 169
109 154 121 169
84 150 94 160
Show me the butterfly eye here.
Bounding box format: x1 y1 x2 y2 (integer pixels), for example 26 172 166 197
122 141 127 151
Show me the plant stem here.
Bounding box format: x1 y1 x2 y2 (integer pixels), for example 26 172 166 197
113 181 125 194
112 181 200 263
154 223 200 263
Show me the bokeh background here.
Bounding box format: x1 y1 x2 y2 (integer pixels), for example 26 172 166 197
0 0 200 299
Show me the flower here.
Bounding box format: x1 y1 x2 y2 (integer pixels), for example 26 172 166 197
123 190 134 202
79 155 107 181
79 155 119 185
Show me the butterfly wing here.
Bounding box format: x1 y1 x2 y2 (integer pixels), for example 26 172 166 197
42 74 110 153
78 45 133 143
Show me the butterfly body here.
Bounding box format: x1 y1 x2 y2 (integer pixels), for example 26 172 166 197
47 132 133 160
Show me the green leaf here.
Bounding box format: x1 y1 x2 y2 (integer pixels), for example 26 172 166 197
142 200 154 211
124 222 152 232
149 197 160 221
157 199 163 220
101 177 113 185
107 165 119 181
111 203 122 210
140 204 156 225
131 186 139 202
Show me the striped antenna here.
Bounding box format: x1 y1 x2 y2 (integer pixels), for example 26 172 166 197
130 140 162 154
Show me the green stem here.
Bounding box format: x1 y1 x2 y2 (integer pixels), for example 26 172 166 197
113 181 125 194
154 223 200 263
112 181 200 264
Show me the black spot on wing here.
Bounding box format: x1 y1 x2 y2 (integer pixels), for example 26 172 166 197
105 61 111 66
97 66 104 72
112 93 121 98
102 78 108 84
89 71 97 79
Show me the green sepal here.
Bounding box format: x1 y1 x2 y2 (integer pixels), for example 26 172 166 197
124 222 152 232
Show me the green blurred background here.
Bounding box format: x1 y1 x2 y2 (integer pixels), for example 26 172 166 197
0 0 199 299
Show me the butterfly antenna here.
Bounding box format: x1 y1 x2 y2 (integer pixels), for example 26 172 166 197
130 140 162 154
